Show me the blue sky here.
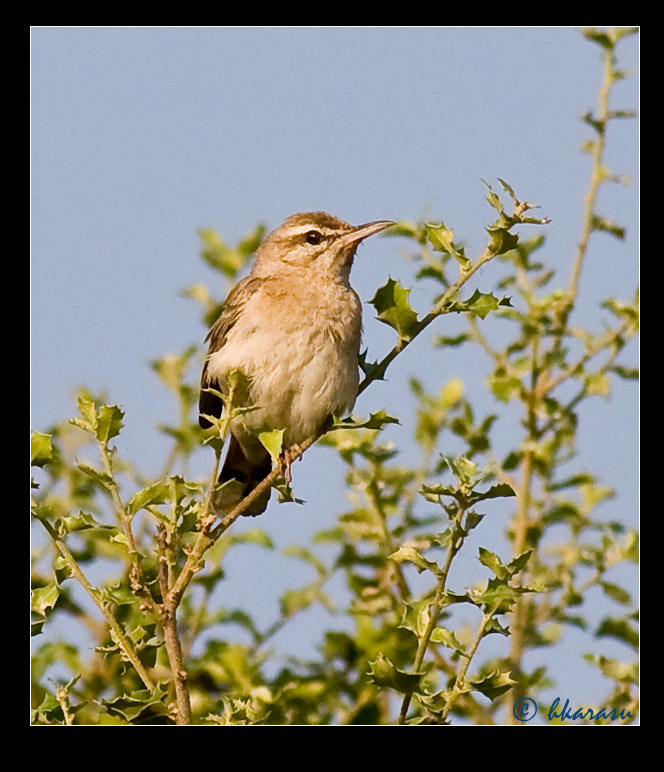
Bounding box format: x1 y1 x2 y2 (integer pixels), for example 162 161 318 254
31 27 638 718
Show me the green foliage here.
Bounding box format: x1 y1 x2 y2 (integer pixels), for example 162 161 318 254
370 277 420 341
31 29 638 725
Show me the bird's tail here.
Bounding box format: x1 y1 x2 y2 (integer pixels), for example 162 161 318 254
213 435 273 516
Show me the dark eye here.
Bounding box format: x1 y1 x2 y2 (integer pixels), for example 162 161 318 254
304 230 323 245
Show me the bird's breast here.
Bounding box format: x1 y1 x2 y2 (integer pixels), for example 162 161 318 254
206 281 362 445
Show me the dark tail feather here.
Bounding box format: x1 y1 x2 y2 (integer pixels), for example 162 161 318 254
213 435 273 517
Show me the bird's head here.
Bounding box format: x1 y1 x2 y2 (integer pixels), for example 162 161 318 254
254 211 394 283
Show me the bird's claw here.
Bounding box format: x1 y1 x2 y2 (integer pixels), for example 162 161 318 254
281 444 303 485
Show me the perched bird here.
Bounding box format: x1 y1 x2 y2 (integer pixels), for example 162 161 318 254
199 211 394 515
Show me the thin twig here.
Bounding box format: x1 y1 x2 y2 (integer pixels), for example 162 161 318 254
36 516 156 691
397 509 466 724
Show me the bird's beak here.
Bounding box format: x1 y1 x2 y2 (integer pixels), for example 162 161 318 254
338 219 395 248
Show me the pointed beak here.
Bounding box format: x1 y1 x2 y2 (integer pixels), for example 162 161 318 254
338 219 395 248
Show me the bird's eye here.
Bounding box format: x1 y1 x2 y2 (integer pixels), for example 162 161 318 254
304 230 323 245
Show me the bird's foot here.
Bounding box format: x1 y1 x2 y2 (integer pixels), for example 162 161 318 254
281 444 304 485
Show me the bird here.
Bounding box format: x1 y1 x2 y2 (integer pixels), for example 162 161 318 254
199 211 394 516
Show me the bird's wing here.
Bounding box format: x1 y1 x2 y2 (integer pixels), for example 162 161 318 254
199 275 260 429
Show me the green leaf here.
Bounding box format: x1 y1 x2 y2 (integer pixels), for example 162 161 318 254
100 684 171 722
280 584 332 617
474 483 517 502
448 289 512 320
31 432 54 467
581 27 638 50
473 577 534 614
489 372 522 402
595 616 639 650
583 654 638 684
399 598 434 638
506 550 533 576
468 669 516 701
69 399 124 445
258 428 284 462
368 653 424 695
487 227 519 256
54 511 101 533
425 223 469 266
611 365 639 380
420 483 456 503
75 396 98 431
284 545 326 574
430 626 467 657
370 277 420 341
31 583 60 616
331 411 400 431
444 454 478 485
358 350 383 379
483 180 505 214
546 473 595 492
389 545 438 575
598 581 632 605
586 372 611 397
232 528 275 550
434 332 471 348
76 462 114 489
591 215 626 240
198 226 264 279
96 405 125 444
99 583 139 606
275 483 305 504
479 548 507 579
497 178 517 201
126 480 171 517
484 617 510 637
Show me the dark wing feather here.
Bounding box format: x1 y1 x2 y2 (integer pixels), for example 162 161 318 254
199 275 259 429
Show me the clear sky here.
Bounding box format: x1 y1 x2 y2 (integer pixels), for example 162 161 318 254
31 27 638 717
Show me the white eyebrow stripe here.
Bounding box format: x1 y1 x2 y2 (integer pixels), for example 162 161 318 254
285 225 343 238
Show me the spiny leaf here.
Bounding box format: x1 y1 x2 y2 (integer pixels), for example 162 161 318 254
482 179 505 214
31 432 54 468
479 548 507 579
473 483 517 502
472 577 535 614
370 277 420 340
358 350 383 379
487 227 519 256
70 399 124 444
31 583 60 617
425 223 469 266
76 462 114 489
506 550 533 576
389 545 438 575
368 653 424 695
99 684 171 722
331 411 400 431
95 405 124 443
430 627 467 657
99 583 139 606
468 669 516 701
399 598 434 638
126 480 171 517
447 290 512 320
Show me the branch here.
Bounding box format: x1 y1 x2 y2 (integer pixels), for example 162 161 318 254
36 516 156 692
397 507 467 724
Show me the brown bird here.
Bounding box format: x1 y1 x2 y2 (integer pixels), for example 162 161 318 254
199 211 393 515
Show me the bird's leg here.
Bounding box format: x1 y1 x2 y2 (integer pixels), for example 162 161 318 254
281 444 304 485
